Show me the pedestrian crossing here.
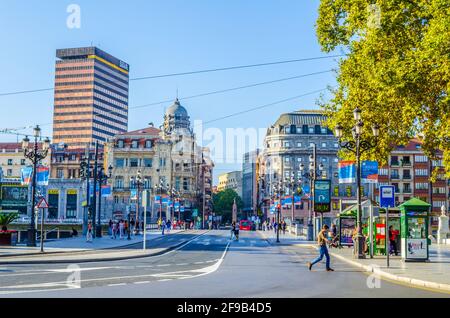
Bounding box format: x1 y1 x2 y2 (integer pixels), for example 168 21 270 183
191 237 264 246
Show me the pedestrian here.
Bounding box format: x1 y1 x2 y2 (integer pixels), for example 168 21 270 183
108 219 113 236
307 224 334 272
389 225 399 256
230 222 236 240
157 218 162 230
119 220 124 239
282 221 287 235
234 223 240 241
167 219 171 233
86 222 93 242
273 221 278 235
161 219 166 235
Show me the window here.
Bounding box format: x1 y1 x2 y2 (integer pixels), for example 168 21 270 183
297 142 302 148
433 187 446 194
403 183 412 193
130 158 139 167
415 169 428 176
334 158 339 163
391 169 399 179
143 158 153 167
322 142 327 148
284 126 290 134
57 168 64 178
131 140 138 149
321 127 327 134
296 127 302 134
144 177 152 189
283 141 290 148
175 177 181 190
7 159 13 165
379 168 388 176
309 142 315 148
115 158 125 168
432 159 443 167
7 169 12 177
403 169 411 179
415 155 428 163
321 157 328 163
183 178 188 191
334 143 339 148
391 156 399 166
145 140 152 148
346 186 352 197
415 183 429 190
401 156 411 166
392 183 399 193
66 192 77 219
433 201 446 208
334 186 339 197
285 157 290 162
117 140 124 148
297 157 302 162
20 159 26 165
308 127 314 134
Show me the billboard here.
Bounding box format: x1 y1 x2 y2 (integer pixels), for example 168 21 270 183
1 185 28 207
361 161 378 183
21 165 49 186
314 180 331 213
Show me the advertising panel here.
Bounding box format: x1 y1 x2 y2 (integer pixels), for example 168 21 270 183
314 180 331 213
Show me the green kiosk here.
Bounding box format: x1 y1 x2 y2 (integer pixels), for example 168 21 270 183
399 198 430 262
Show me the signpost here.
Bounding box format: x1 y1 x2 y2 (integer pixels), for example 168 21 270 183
36 197 49 253
314 180 331 229
380 185 395 267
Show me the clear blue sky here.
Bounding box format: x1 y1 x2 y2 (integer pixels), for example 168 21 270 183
0 0 339 183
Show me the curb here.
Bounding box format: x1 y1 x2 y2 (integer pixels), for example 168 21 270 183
0 231 207 265
295 243 450 294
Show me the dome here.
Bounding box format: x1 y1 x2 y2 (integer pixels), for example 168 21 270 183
166 98 188 117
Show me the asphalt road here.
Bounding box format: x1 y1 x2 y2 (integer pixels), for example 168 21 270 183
0 230 447 298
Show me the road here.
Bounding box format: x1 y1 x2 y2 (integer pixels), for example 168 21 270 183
0 230 447 298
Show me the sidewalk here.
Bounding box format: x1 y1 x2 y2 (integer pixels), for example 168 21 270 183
259 230 450 294
0 229 202 264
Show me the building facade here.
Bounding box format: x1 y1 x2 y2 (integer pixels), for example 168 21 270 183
105 99 214 223
217 171 243 198
53 47 129 148
258 110 361 225
374 138 450 232
0 142 50 178
242 150 260 217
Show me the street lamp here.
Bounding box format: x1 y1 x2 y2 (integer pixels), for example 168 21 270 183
299 144 324 241
96 164 113 237
130 170 143 235
22 126 50 247
335 109 380 259
284 172 303 226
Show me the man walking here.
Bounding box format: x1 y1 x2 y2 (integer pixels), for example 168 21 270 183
307 224 334 272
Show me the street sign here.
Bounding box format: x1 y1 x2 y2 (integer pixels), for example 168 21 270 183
36 197 49 209
380 185 395 208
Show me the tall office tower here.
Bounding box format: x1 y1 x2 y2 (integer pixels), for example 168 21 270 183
53 47 129 148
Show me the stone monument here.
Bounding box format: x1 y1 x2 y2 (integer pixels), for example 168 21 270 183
438 205 449 244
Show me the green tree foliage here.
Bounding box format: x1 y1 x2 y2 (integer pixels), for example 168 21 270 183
0 212 19 231
213 189 243 223
316 0 450 176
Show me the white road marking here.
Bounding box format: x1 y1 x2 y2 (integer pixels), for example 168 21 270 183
157 264 170 267
157 279 172 282
134 281 150 284
176 263 188 266
108 283 126 287
194 262 204 265
0 231 226 295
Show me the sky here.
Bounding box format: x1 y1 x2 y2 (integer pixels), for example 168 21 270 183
0 0 340 184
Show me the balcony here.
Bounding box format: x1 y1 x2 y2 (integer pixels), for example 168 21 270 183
390 175 400 180
390 161 400 167
402 174 412 180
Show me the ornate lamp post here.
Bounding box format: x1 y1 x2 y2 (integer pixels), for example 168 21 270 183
334 107 380 259
284 172 303 225
130 170 144 234
154 180 168 223
96 164 113 237
22 125 50 247
299 145 324 241
270 180 284 243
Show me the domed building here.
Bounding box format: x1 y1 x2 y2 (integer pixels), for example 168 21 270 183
163 98 192 136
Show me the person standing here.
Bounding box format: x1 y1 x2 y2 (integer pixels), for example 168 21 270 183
161 219 166 235
119 220 124 239
307 225 334 272
389 225 399 256
282 221 287 235
86 222 93 242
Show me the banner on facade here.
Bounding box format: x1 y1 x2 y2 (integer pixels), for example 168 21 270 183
361 161 379 183
101 185 112 197
339 160 379 184
130 189 137 200
22 166 50 186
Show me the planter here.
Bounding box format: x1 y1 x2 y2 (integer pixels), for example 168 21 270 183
0 231 18 246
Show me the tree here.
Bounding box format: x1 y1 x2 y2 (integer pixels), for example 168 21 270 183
0 212 19 231
316 0 450 177
213 189 243 223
